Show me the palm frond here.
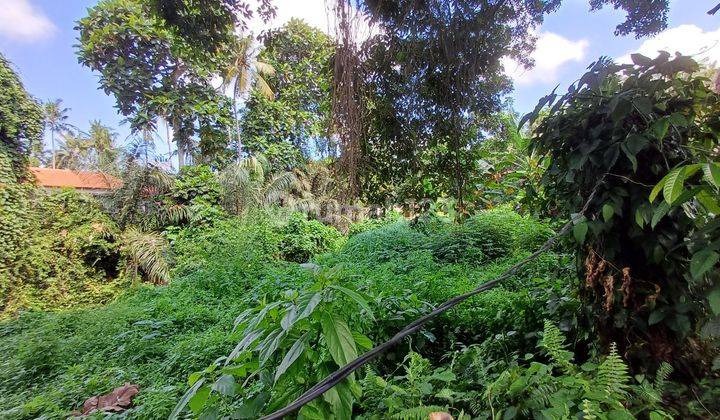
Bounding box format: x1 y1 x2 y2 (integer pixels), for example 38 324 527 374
120 227 170 284
254 61 276 76
262 171 297 207
254 75 275 100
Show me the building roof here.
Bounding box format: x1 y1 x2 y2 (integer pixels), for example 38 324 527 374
29 167 122 190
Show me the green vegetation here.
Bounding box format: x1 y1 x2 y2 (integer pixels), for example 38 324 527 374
2 0 719 419
527 53 720 373
0 208 570 418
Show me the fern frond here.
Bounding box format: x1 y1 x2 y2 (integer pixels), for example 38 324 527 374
654 362 673 391
540 320 575 374
595 343 630 399
581 399 599 420
526 382 557 411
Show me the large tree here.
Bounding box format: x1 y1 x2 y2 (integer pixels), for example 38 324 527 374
356 0 560 208
76 0 274 167
349 0 670 207
241 19 335 168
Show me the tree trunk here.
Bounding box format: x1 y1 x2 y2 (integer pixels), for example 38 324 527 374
234 93 243 162
172 117 185 168
177 143 185 167
51 130 56 169
164 119 172 161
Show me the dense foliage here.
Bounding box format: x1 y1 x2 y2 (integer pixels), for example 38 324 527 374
3 1 716 419
527 54 720 374
0 53 43 177
76 0 274 166
351 0 670 207
242 19 335 167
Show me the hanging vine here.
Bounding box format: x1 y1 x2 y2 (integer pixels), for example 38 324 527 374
329 0 365 199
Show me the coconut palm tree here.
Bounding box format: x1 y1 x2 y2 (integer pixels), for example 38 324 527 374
43 99 72 169
120 227 170 285
55 130 92 170
87 120 119 171
221 36 276 162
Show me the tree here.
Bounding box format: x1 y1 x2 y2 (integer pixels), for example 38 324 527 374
356 0 560 209
42 99 72 169
589 0 669 38
0 52 43 177
55 130 91 170
345 0 671 207
218 155 296 215
76 0 273 167
221 35 276 162
241 19 335 167
87 120 120 172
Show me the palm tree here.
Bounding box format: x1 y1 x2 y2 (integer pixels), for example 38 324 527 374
221 36 276 162
55 130 91 170
120 227 170 285
105 160 175 228
218 154 296 215
286 162 358 228
43 99 72 169
87 120 119 172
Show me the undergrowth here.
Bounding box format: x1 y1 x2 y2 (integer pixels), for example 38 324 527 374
1 207 699 418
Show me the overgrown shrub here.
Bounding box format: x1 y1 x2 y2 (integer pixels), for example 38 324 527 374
347 211 403 237
339 221 427 264
1 187 126 318
468 207 553 252
171 214 282 277
427 216 512 265
0 222 313 418
278 212 344 263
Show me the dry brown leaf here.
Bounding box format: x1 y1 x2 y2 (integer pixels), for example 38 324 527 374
79 383 139 416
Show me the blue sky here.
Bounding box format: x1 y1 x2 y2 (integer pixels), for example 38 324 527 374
1 0 719 158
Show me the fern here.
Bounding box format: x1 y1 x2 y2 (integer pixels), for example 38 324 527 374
654 362 673 391
634 362 674 409
581 399 600 420
391 405 449 420
525 382 557 412
595 343 630 399
540 320 575 374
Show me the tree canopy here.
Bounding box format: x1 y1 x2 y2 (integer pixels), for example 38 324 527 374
355 0 560 207
241 19 335 168
76 0 274 166
0 52 43 178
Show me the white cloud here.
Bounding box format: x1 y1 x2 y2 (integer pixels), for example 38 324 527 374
503 32 589 86
259 0 333 33
0 0 56 42
617 25 720 66
246 0 377 41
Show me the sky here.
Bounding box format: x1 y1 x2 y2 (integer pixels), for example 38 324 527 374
1 0 719 158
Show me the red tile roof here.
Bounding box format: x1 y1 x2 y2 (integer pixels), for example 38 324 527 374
29 167 122 190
